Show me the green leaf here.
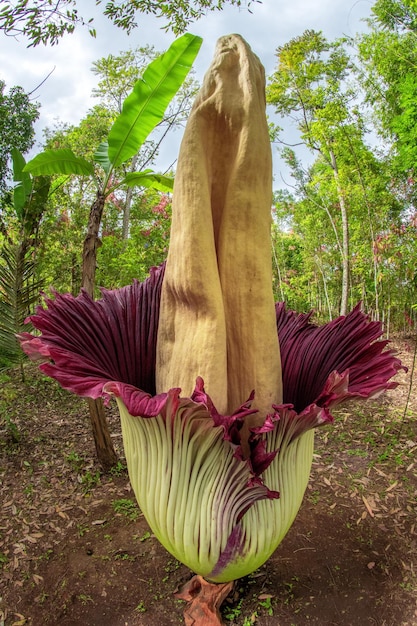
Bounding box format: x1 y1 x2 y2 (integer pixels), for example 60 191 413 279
23 149 95 176
123 170 174 192
108 33 202 168
11 148 32 218
93 141 112 174
0 243 42 367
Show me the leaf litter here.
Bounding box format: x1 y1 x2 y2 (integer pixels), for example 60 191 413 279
0 336 416 625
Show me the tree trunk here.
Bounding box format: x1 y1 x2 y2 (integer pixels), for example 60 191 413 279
315 254 332 320
329 148 349 316
122 153 139 240
82 192 105 297
86 398 118 471
81 191 118 470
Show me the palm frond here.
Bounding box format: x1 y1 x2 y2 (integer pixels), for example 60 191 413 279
0 242 42 369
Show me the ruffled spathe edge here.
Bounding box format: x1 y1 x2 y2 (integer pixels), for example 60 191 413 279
104 376 280 500
19 267 406 450
276 302 405 413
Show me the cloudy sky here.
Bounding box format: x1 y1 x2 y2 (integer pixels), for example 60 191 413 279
1 0 373 183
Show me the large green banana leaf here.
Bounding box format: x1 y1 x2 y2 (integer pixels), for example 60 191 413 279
122 170 174 192
93 141 112 174
107 33 202 168
12 148 32 219
24 148 95 176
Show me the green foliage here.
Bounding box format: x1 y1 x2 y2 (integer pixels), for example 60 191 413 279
0 243 42 368
0 151 50 371
267 25 417 321
272 225 311 312
24 34 202 201
122 170 174 192
391 73 417 173
0 81 39 193
22 34 201 301
358 0 417 138
112 498 140 521
96 192 171 287
268 31 365 315
108 33 202 167
11 147 32 216
1 411 20 445
25 149 95 177
0 0 259 45
91 46 159 112
80 470 101 493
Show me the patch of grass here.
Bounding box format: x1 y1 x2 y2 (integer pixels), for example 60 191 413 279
308 489 321 505
23 483 34 498
162 558 181 581
22 460 33 475
224 598 244 621
38 548 53 562
80 470 101 493
258 595 274 616
111 498 139 521
0 387 20 445
77 594 93 605
65 450 85 473
114 552 135 562
346 448 368 458
138 530 151 542
110 460 127 477
1 410 20 445
76 523 89 538
0 371 11 384
36 592 49 604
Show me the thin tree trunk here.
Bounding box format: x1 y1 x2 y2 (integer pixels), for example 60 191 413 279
315 255 332 321
122 154 139 240
329 148 349 316
86 398 117 471
271 237 285 302
81 191 118 471
82 192 105 296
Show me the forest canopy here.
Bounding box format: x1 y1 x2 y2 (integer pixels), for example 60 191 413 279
0 0 261 46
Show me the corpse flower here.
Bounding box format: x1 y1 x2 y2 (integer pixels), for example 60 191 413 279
20 35 403 622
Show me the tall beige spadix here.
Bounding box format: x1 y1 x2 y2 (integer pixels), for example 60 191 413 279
156 35 282 425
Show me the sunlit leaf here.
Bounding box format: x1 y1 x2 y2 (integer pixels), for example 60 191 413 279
11 148 32 218
123 170 174 192
23 149 95 176
93 141 111 173
108 33 202 167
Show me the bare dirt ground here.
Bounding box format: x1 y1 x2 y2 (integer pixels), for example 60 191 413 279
1 336 416 626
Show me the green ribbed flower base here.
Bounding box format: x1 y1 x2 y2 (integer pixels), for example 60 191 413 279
117 396 314 583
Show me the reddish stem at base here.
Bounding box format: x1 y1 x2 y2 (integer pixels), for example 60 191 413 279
175 575 235 626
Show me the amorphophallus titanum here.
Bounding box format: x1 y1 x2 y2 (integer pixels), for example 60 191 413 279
19 34 404 621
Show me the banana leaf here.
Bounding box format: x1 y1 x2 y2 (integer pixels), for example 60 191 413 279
108 33 202 168
24 148 95 176
12 148 32 219
93 141 112 174
122 170 174 192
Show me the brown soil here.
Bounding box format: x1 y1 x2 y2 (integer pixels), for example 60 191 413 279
1 337 416 626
